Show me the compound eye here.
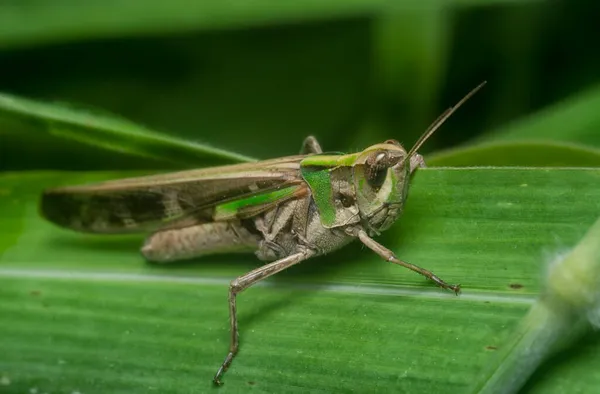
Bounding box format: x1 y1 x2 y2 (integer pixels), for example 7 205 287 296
365 152 389 190
367 167 387 189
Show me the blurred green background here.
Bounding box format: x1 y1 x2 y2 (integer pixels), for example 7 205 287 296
1 0 599 170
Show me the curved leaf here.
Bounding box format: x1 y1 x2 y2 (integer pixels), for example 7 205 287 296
475 83 600 148
426 141 600 167
0 92 255 170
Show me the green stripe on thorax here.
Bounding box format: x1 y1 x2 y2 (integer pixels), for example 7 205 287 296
300 153 361 228
300 152 360 168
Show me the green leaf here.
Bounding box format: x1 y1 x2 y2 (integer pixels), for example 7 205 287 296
0 0 543 49
475 83 600 148
0 24 372 162
426 141 600 167
0 92 255 171
1 167 600 393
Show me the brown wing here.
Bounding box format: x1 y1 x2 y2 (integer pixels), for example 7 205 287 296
40 155 306 234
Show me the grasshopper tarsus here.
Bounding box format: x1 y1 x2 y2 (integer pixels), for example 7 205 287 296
428 273 462 295
213 351 235 386
213 378 224 387
439 282 461 295
451 284 462 295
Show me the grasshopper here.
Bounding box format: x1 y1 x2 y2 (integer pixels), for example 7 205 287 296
40 82 485 385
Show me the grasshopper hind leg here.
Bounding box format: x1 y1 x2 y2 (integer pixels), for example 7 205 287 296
213 249 314 386
141 221 260 263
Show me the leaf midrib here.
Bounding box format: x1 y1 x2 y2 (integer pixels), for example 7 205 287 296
0 267 537 304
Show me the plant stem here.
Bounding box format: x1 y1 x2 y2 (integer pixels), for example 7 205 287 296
471 216 600 394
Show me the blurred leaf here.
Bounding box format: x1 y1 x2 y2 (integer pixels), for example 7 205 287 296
0 0 543 49
0 21 372 160
1 167 600 392
474 83 600 148
426 141 600 167
484 5 546 127
0 92 255 171
0 2 551 165
350 5 450 151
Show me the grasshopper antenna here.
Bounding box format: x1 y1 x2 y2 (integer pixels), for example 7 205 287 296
403 81 487 164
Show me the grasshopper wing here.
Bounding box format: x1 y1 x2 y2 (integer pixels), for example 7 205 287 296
41 155 307 234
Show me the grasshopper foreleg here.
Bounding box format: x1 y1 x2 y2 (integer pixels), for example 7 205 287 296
213 249 314 386
354 229 461 295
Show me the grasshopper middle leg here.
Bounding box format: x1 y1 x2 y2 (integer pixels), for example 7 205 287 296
213 249 314 385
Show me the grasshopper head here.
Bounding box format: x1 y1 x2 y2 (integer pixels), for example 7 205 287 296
353 81 486 234
353 140 422 233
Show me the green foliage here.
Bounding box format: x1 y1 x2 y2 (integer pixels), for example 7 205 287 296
427 141 600 167
1 1 599 393
0 0 543 49
0 92 255 171
2 168 600 393
477 83 600 147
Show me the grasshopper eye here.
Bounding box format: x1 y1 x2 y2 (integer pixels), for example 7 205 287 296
367 167 388 189
365 152 391 190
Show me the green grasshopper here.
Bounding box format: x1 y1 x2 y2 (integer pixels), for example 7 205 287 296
40 82 485 385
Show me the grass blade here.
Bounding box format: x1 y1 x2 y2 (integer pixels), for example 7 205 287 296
0 92 255 170
2 167 599 393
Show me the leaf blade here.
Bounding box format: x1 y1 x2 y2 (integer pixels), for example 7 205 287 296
0 92 255 170
1 167 599 393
